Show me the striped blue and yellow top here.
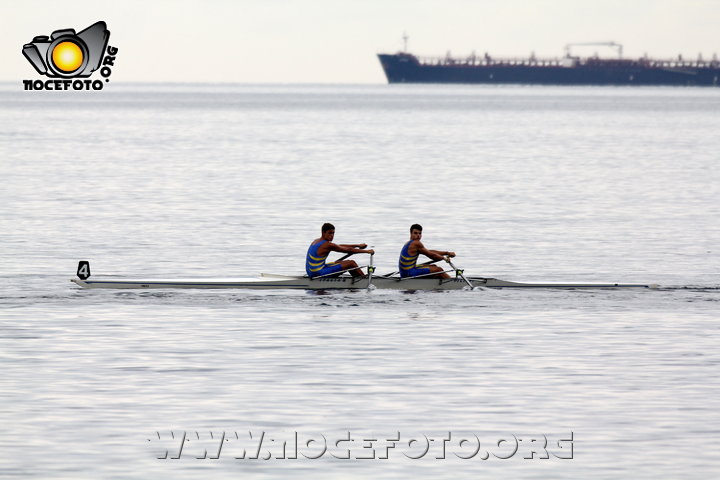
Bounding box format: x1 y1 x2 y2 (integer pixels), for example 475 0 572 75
306 240 330 276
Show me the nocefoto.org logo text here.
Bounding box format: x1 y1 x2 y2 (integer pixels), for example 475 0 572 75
22 21 118 91
148 430 575 461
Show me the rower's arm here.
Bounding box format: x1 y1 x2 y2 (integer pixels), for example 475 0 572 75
429 249 456 258
328 243 374 255
416 243 445 262
338 243 368 249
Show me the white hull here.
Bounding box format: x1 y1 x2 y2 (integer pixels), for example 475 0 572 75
70 274 656 290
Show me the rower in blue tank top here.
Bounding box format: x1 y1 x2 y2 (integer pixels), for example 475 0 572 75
306 223 375 278
399 224 456 278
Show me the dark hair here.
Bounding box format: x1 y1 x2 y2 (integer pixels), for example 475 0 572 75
410 224 422 232
322 223 335 233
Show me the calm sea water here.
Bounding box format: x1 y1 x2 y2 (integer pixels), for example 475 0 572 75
1 82 719 478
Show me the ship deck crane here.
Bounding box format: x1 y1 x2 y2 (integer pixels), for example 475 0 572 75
564 42 623 59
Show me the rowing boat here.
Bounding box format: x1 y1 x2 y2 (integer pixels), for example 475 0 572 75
70 262 657 290
70 275 656 290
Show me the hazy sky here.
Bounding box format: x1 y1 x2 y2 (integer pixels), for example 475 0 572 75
3 0 718 83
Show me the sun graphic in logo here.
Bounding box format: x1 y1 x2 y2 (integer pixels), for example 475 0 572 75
51 41 84 73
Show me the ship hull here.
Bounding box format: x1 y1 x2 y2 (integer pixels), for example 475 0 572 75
378 54 720 86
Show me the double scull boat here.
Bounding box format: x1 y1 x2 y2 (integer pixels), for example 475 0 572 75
70 262 657 291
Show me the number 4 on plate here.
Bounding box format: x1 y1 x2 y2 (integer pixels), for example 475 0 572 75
77 261 91 280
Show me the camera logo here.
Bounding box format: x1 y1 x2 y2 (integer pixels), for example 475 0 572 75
22 21 118 91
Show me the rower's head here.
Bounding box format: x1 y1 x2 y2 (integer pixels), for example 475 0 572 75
410 223 422 241
321 222 335 241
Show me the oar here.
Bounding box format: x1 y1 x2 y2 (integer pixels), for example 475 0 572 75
336 251 355 262
336 245 368 262
366 252 375 291
381 258 443 277
445 257 474 289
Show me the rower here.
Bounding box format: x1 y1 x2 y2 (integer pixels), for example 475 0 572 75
399 224 456 279
306 223 375 278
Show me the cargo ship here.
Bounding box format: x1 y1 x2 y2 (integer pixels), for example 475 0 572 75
378 42 720 86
